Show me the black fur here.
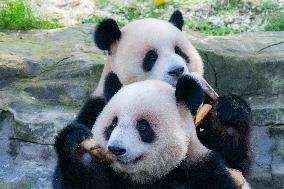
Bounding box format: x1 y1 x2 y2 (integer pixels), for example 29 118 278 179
169 10 184 30
104 117 118 140
175 46 189 63
54 122 92 163
76 97 106 129
143 50 158 72
185 151 237 189
104 72 123 102
197 95 252 176
136 119 156 143
54 124 238 188
175 75 204 115
94 19 121 52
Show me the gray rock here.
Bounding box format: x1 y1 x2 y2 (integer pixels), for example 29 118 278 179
0 112 56 189
193 31 284 127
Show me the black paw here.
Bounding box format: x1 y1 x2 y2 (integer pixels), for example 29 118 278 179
175 75 204 115
55 122 92 160
213 95 251 131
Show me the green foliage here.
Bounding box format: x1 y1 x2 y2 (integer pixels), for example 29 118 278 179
82 15 103 24
213 0 241 14
257 0 284 31
95 0 109 9
0 0 62 30
260 0 278 10
264 12 284 31
186 18 240 36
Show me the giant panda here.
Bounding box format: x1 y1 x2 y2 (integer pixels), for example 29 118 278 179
77 10 252 176
53 73 250 189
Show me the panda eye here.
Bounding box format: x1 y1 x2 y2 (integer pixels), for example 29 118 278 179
136 119 156 143
175 46 189 63
143 50 158 72
104 117 118 140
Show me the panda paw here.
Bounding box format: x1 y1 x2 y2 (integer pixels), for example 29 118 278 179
213 95 251 135
55 122 93 160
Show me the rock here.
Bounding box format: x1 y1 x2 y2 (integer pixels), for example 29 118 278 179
0 26 283 188
191 31 284 188
8 101 76 144
271 156 284 189
0 112 56 188
27 0 96 26
192 31 284 126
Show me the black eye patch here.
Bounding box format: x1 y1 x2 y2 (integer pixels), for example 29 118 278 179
104 117 118 140
175 46 189 63
136 119 155 143
143 50 158 72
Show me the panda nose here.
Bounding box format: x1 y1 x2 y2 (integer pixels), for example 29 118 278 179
108 145 126 156
168 66 184 77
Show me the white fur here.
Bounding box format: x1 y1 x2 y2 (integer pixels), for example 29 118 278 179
92 80 204 183
93 18 203 96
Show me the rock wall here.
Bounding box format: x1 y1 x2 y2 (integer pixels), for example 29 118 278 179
0 26 283 188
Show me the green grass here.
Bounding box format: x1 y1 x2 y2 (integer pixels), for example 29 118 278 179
84 0 186 27
82 15 103 24
260 0 279 10
0 0 63 30
85 0 283 35
186 19 241 36
95 0 110 9
212 0 241 15
84 0 241 36
257 0 284 31
264 12 284 31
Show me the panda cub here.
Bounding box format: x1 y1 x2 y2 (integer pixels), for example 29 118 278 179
54 73 250 189
77 10 252 176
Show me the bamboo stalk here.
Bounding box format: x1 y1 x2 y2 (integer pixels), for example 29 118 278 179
81 138 116 163
190 72 219 127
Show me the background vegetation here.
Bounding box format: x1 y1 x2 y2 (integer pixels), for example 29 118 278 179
0 0 283 35
0 0 62 30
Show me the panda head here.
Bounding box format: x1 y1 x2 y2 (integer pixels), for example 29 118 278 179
94 10 203 87
92 73 206 183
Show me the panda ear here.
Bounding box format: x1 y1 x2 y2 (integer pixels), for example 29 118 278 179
169 10 184 31
175 75 204 115
104 72 123 102
94 19 121 52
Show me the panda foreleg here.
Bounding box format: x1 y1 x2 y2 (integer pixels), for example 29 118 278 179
198 94 252 176
53 123 110 188
76 97 106 129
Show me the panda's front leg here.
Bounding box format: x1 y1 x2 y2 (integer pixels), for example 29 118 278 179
53 123 112 188
198 94 252 176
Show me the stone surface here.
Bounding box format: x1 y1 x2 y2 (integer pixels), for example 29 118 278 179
27 0 96 26
0 26 283 188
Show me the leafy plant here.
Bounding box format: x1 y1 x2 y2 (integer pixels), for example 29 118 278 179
186 18 241 36
260 0 279 10
0 0 62 30
82 15 103 24
264 11 284 31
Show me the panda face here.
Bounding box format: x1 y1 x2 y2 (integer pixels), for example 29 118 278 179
92 80 195 183
110 18 203 87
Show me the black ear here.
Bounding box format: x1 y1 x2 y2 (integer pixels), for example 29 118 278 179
104 72 123 102
94 19 121 52
175 75 204 115
169 10 184 30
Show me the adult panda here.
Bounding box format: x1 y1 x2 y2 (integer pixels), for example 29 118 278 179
77 11 252 176
54 73 250 189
